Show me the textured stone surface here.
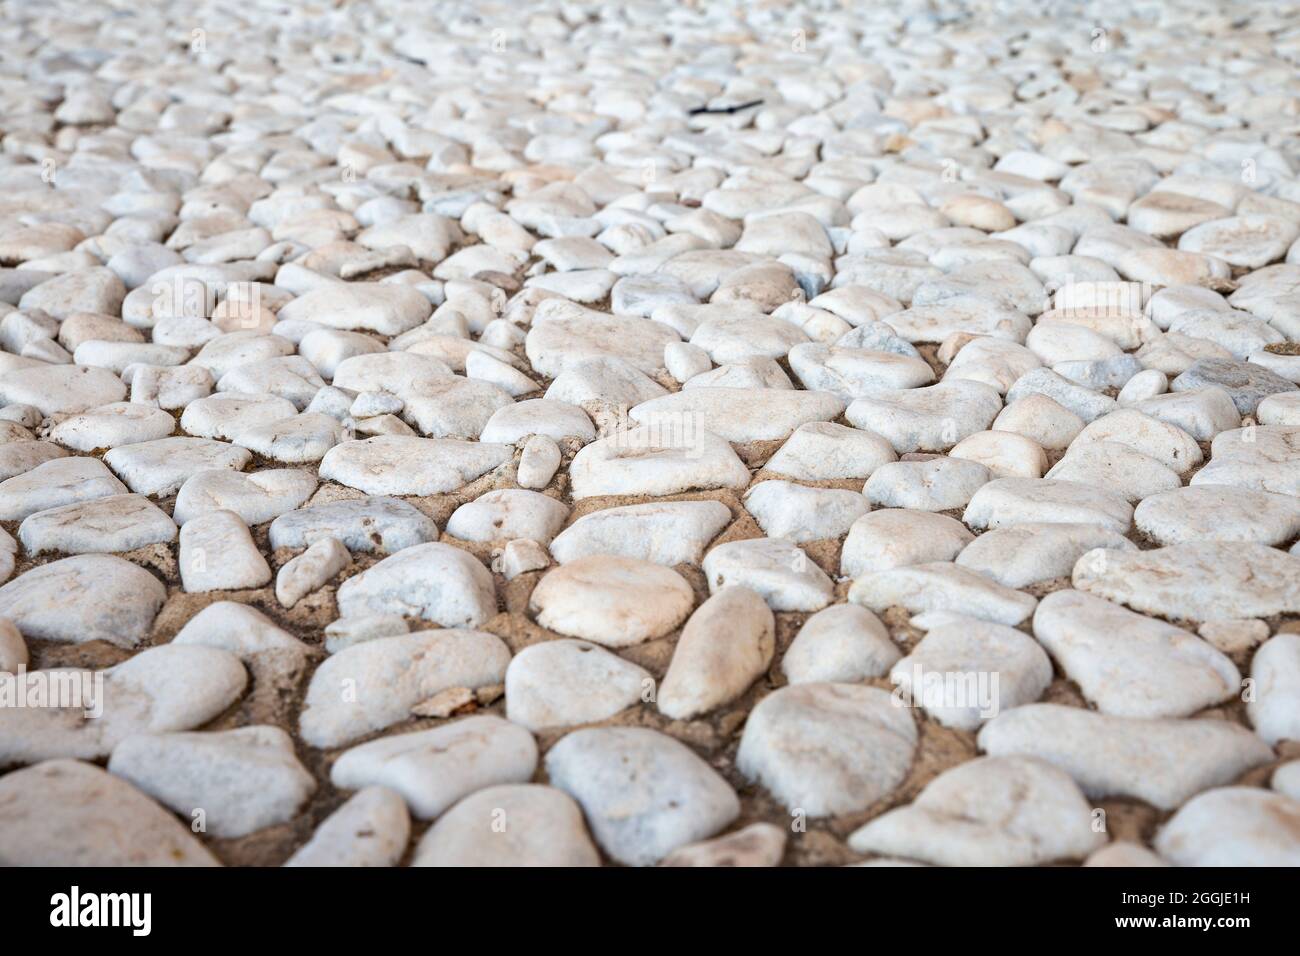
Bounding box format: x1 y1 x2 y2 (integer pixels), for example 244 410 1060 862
3 0 1298 870
546 727 738 866
0 554 165 646
1072 542 1300 621
1034 590 1240 717
331 716 538 819
300 630 511 747
737 683 916 817
1155 788 1300 866
337 542 497 627
848 756 1106 866
979 704 1272 810
529 556 694 646
0 760 218 866
413 784 600 867
658 587 774 719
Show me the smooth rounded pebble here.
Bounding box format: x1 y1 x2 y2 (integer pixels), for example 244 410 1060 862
413 784 600 867
782 605 900 685
331 715 538 820
737 683 916 817
1154 788 1300 866
284 787 411 868
978 704 1273 810
336 542 497 628
702 537 833 612
529 556 694 647
505 639 651 732
848 756 1106 866
107 726 316 838
842 510 973 576
300 630 511 747
548 500 731 566
545 727 739 867
658 587 774 720
0 554 165 647
0 760 218 866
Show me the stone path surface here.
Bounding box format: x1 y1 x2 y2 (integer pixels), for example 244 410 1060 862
0 0 1299 867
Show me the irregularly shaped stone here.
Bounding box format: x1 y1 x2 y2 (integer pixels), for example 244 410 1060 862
737 683 916 817
744 480 868 543
1005 367 1116 423
446 490 569 545
0 364 125 416
276 536 350 607
846 380 1002 453
268 496 437 553
0 644 247 765
530 556 693 646
108 726 315 838
174 468 318 526
569 425 750 499
890 620 1052 730
1172 358 1297 415
19 494 176 554
1071 409 1202 474
782 604 900 684
1046 441 1181 503
549 500 731 566
336 542 497 627
658 587 774 719
864 457 991 511
1131 387 1240 441
0 760 218 866
331 715 538 819
956 523 1135 588
1073 542 1300 620
1135 486 1300 546
49 402 174 451
1249 633 1300 746
659 822 786 868
979 704 1273 810
1154 788 1300 866
764 421 897 480
505 638 651 731
1191 425 1300 495
320 436 511 496
0 456 127 521
842 510 973 576
300 629 510 747
848 756 1105 866
179 510 271 592
517 435 561 489
277 282 432 335
630 387 843 444
0 554 165 647
545 727 739 866
105 437 251 496
702 537 833 612
527 300 679 378
480 399 594 446
949 430 1047 479
284 787 410 867
413 784 600 867
171 601 311 670
849 562 1037 626
964 477 1133 533
991 393 1084 450
1034 590 1240 717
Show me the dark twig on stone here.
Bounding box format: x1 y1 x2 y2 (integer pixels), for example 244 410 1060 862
688 99 764 115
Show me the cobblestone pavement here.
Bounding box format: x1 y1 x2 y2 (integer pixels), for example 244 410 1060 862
0 0 1298 866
